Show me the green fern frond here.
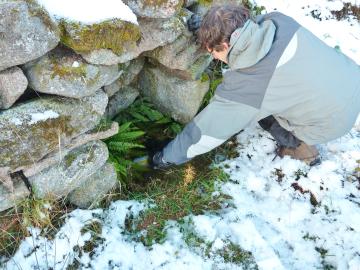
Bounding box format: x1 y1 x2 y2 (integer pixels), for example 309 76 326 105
170 123 182 134
117 122 133 133
111 130 145 142
139 104 164 121
108 141 145 153
129 111 150 122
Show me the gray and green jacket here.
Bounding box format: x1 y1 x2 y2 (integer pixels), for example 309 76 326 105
163 12 360 165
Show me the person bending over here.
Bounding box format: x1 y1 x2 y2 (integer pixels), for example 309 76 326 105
150 4 360 169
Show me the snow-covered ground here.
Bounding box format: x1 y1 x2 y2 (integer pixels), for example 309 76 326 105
2 0 360 269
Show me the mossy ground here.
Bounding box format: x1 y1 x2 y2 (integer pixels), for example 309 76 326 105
184 226 258 269
103 133 240 246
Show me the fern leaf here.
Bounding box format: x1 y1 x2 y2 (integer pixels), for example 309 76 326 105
118 122 133 133
111 130 145 142
155 117 172 124
108 141 145 153
170 123 182 134
130 111 149 122
140 104 164 121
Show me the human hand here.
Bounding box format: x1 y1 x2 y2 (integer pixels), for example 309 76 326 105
148 151 172 170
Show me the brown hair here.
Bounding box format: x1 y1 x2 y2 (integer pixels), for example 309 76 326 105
197 5 252 52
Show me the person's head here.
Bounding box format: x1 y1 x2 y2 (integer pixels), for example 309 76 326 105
197 5 251 63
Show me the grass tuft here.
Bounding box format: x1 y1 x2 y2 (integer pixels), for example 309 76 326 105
0 196 74 258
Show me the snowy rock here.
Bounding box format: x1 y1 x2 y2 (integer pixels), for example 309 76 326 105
81 16 185 65
104 57 145 97
137 66 209 123
23 47 121 99
0 67 28 109
36 0 138 25
68 162 117 208
59 18 140 58
146 29 212 80
0 91 108 171
189 0 244 17
184 0 198 7
123 0 183 19
0 176 30 212
105 86 140 119
29 140 108 199
0 0 59 71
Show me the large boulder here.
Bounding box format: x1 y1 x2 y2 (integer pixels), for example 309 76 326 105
59 18 140 57
22 121 119 178
146 29 212 80
68 163 117 209
105 86 140 119
123 0 183 19
0 91 108 171
81 16 185 65
0 67 28 109
137 66 209 123
29 140 108 199
104 58 145 97
0 0 59 71
24 47 121 98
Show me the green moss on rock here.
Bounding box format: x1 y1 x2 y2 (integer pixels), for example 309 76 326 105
59 19 141 55
200 72 209 82
198 0 213 6
51 62 87 79
142 0 184 10
0 114 75 169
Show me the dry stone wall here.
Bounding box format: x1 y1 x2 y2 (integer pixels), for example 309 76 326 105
0 0 224 211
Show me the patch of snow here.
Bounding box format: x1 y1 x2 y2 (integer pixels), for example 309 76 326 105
36 0 138 25
72 61 80 68
9 118 22 126
252 0 360 64
28 110 59 125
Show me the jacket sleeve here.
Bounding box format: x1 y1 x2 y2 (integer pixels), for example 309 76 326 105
162 93 259 165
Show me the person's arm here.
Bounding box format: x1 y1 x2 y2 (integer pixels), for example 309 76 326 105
160 94 259 165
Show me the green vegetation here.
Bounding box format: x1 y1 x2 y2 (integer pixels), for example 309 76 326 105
243 0 266 16
105 121 146 189
181 219 258 268
50 61 87 80
124 158 231 246
200 61 224 110
113 97 183 140
59 19 141 55
104 98 183 190
0 195 72 258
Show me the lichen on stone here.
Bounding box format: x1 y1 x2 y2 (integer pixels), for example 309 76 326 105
24 0 60 35
59 19 141 55
142 0 184 9
197 0 213 7
87 118 114 133
50 59 87 80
